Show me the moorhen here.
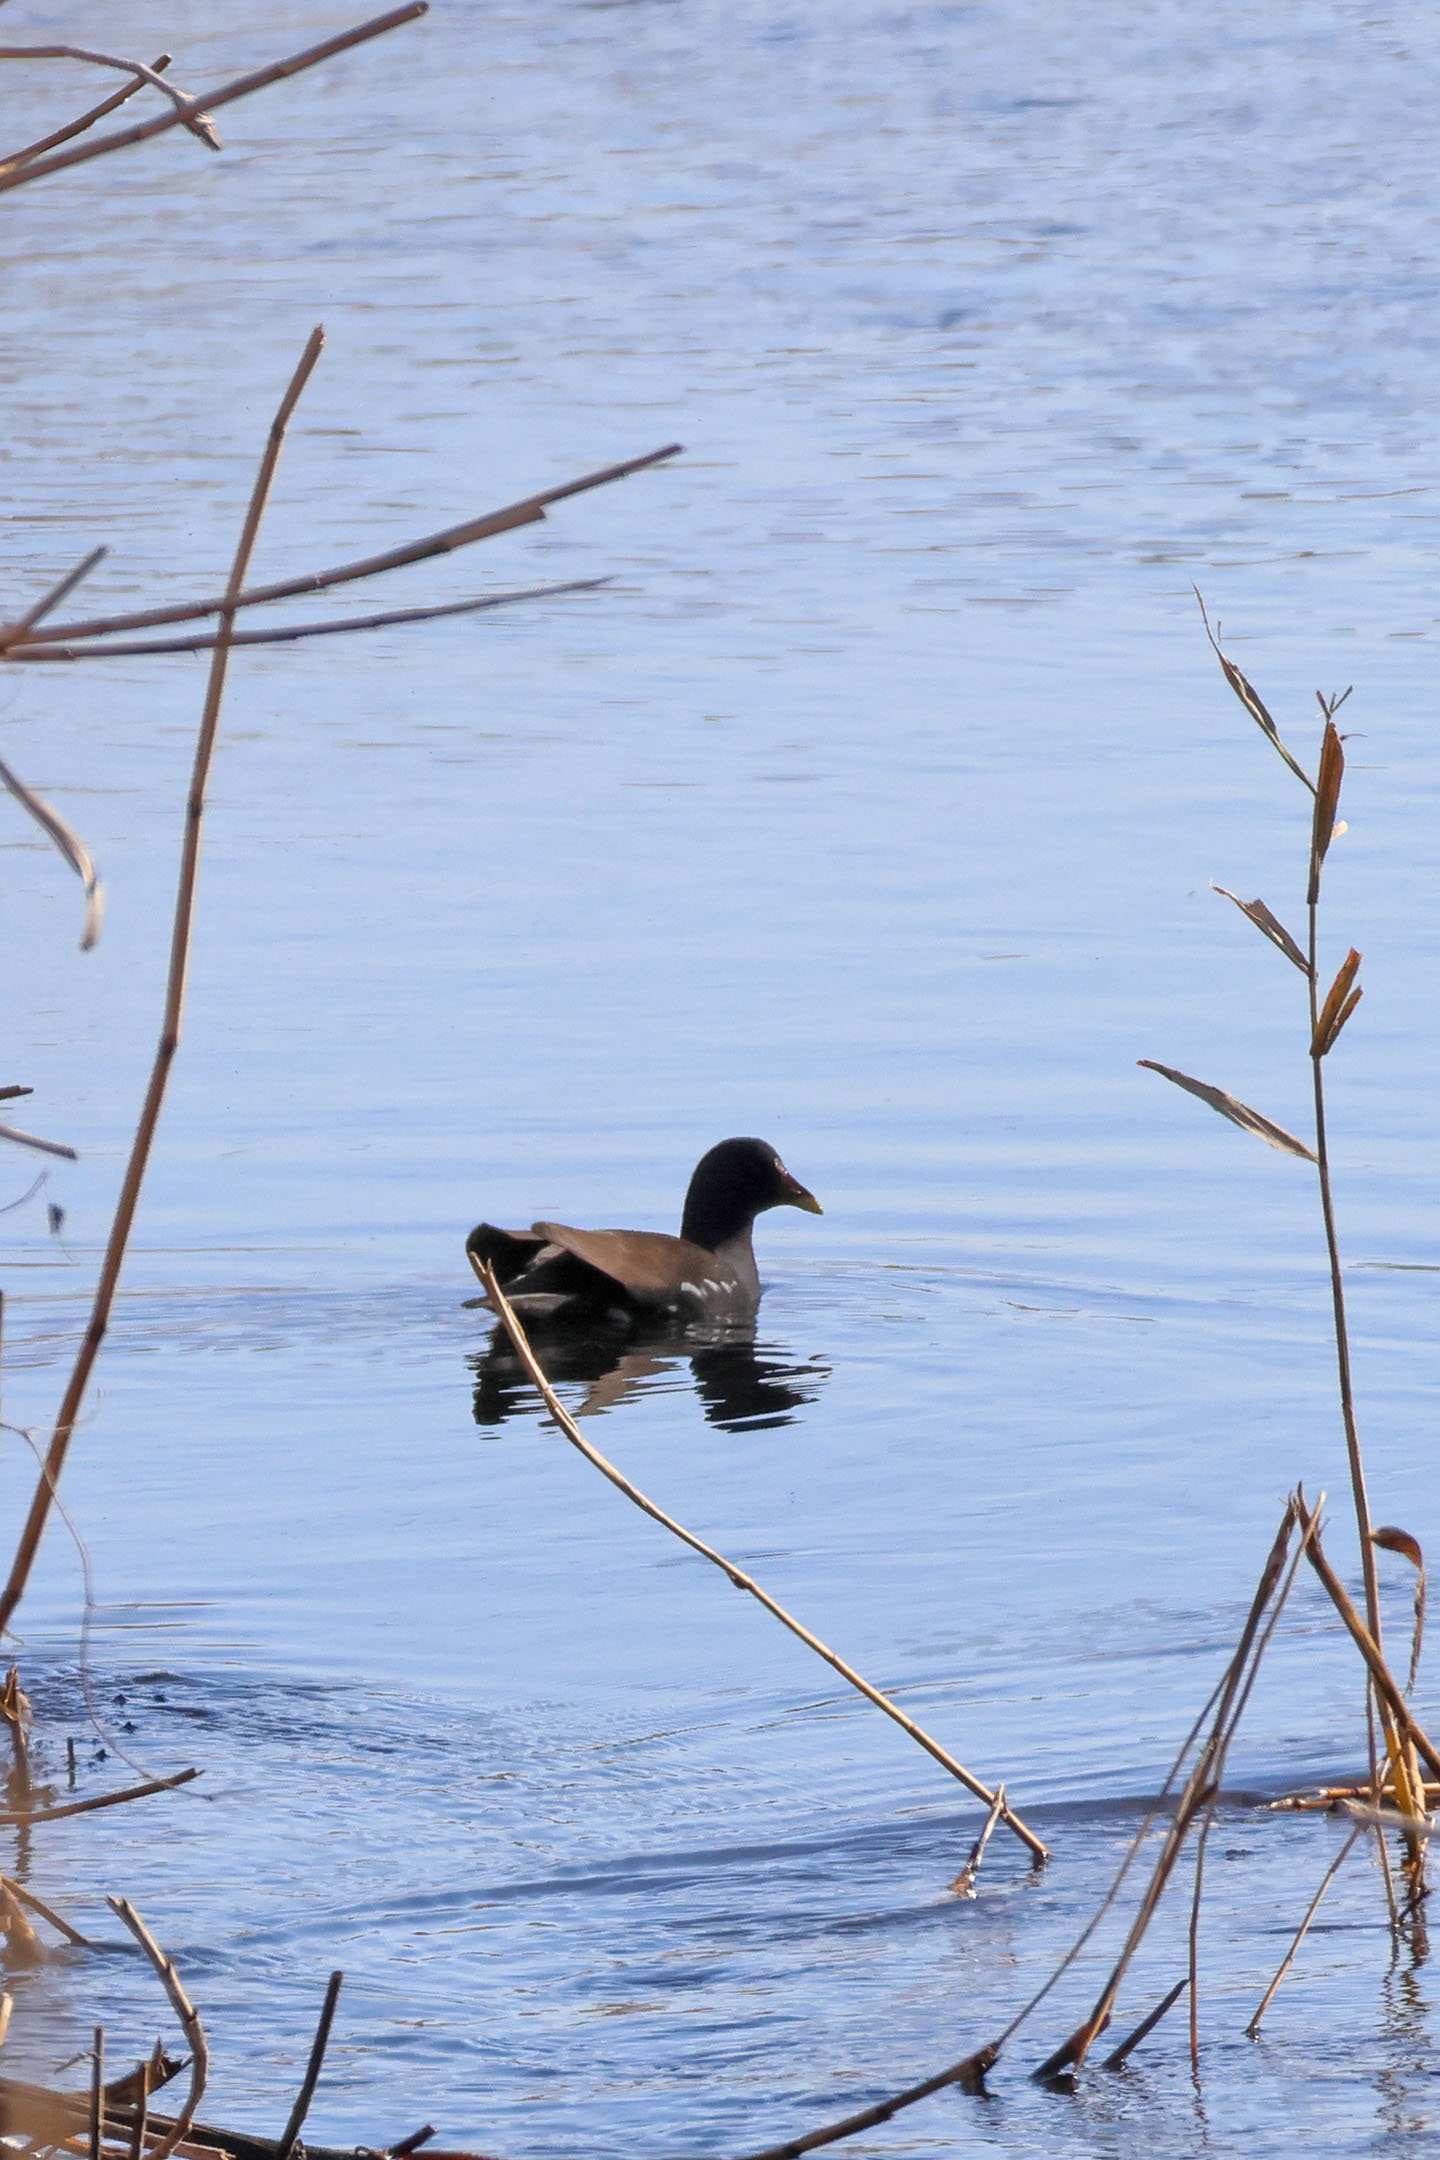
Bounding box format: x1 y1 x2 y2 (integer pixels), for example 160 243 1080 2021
466 1137 822 1326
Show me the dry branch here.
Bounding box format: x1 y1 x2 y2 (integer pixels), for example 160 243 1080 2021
475 1255 1048 1863
0 333 323 1642
0 8 428 195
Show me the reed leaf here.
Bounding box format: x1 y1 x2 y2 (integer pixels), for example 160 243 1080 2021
1311 948 1362 1059
1194 590 1314 792
1211 884 1311 975
1137 1060 1316 1161
1373 1526 1427 1695
0 754 103 948
1308 720 1345 904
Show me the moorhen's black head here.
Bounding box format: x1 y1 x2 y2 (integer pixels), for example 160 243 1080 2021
679 1137 822 1252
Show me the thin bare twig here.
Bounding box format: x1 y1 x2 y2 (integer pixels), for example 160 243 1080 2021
476 1256 1048 1863
2 57 169 167
0 8 428 195
5 445 681 652
0 49 217 150
3 545 108 638
1246 1824 1363 2037
4 578 610 662
106 1899 207 2160
0 332 323 1643
950 1783 1006 1896
0 1122 77 1162
276 1972 342 2160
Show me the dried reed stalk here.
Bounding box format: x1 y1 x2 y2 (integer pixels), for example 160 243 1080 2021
0 332 323 1642
1302 708 1383 1661
0 8 427 194
475 1256 1048 1863
1295 1497 1440 1784
275 1972 342 2160
105 1900 207 2160
1099 1977 1188 2070
2 446 680 654
1029 1498 1311 2078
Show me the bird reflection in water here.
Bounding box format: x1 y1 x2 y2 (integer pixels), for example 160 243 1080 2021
467 1315 830 1433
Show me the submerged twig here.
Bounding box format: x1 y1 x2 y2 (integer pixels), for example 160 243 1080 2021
475 1256 1047 1863
732 2044 998 2160
0 1766 200 1825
